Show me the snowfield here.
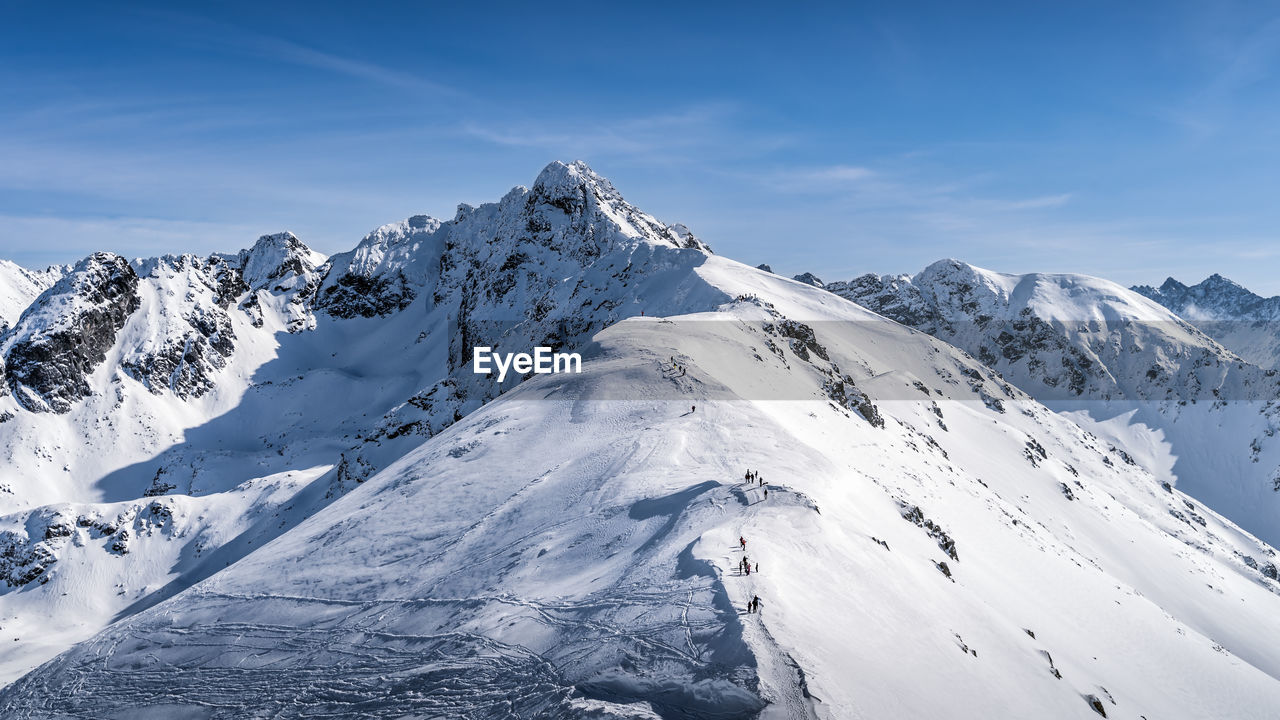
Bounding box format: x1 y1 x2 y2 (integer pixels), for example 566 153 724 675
2 163 1280 718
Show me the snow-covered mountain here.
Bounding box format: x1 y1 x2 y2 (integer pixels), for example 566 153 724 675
828 260 1280 548
0 161 719 685
0 260 66 333
4 166 1280 718
1134 274 1280 370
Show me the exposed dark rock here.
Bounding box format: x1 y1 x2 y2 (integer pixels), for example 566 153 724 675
144 468 178 497
109 529 130 555
792 272 824 288
4 253 141 413
899 502 959 561
823 372 885 428
317 271 416 319
1024 438 1048 467
772 319 829 362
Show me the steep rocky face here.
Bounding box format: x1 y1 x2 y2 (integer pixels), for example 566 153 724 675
0 232 325 414
118 255 240 400
315 215 442 319
317 161 711 320
437 161 715 370
328 161 726 480
827 273 943 330
235 232 325 333
239 232 321 289
1 253 141 413
1134 274 1280 369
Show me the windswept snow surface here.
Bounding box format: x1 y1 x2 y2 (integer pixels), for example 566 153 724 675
6 258 1280 718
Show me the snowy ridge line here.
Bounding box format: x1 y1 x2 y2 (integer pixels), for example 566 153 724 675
713 474 824 720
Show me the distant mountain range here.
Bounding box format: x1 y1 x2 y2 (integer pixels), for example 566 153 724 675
1133 274 1280 370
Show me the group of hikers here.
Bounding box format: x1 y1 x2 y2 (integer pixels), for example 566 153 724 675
738 469 770 615
737 536 759 575
666 356 688 378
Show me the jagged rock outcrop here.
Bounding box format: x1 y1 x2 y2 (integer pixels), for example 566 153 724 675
792 272 824 288
315 215 441 319
1134 274 1280 323
335 161 727 479
827 273 942 330
236 232 325 332
119 255 240 400
1 253 141 413
0 232 326 413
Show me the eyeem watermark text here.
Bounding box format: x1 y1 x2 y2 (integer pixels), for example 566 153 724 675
473 346 582 382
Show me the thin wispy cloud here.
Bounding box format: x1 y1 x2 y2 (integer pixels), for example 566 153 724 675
997 193 1073 210
1158 13 1280 139
249 36 458 96
458 103 788 164
134 8 463 98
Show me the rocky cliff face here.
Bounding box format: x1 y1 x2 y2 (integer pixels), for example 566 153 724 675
1 253 141 413
118 255 240 400
236 231 326 333
318 160 726 479
0 232 326 413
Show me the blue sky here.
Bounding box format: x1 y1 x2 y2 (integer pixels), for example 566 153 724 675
3 1 1280 293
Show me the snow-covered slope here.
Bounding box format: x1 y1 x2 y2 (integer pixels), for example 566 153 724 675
1134 274 1280 370
0 260 65 333
6 260 1280 718
0 161 722 686
829 260 1280 548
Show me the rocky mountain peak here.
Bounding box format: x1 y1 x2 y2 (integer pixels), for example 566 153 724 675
1134 273 1274 319
527 158 611 198
238 232 322 290
792 272 825 288
1132 274 1280 367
